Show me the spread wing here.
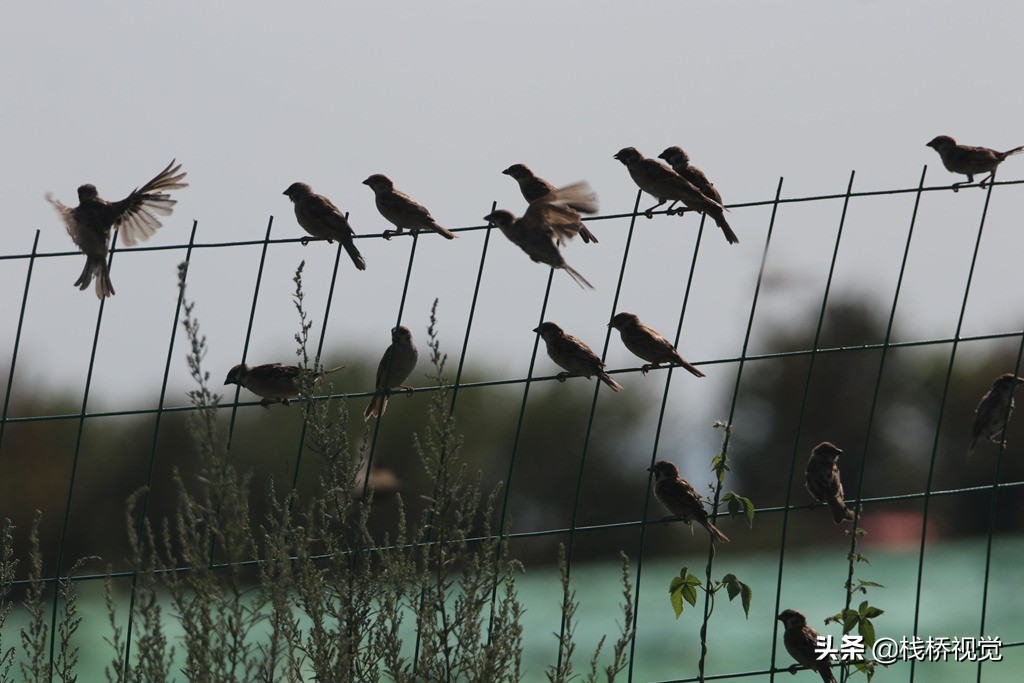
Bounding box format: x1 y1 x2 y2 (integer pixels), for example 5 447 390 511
522 181 598 243
109 159 188 246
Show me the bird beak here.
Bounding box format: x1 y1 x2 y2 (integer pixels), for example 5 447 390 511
646 465 655 473
501 168 511 175
532 326 541 334
361 178 370 185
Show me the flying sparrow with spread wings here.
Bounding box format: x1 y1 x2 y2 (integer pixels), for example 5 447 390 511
805 442 855 524
363 174 456 240
47 160 188 298
969 373 1024 456
223 363 346 407
927 135 1024 192
777 609 837 683
364 325 419 420
613 147 738 244
533 321 621 391
648 460 729 542
502 163 598 243
608 312 704 377
283 182 365 270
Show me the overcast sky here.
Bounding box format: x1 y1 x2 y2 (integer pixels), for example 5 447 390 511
2 1 1024 433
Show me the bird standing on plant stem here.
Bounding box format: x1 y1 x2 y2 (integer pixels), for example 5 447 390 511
364 326 419 420
283 182 366 270
777 609 837 683
502 163 599 243
224 363 346 407
533 322 622 392
363 174 456 240
648 460 729 543
926 135 1024 192
608 312 705 378
47 160 188 298
969 373 1024 457
804 442 855 524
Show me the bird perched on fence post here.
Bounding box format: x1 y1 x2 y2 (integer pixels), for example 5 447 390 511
223 362 346 407
658 146 724 206
364 325 419 420
533 322 621 391
283 182 365 270
647 460 729 543
502 163 599 243
47 160 188 298
485 181 598 290
804 442 855 524
926 135 1024 192
777 609 837 683
608 312 705 378
969 373 1024 457
613 147 738 244
363 174 456 240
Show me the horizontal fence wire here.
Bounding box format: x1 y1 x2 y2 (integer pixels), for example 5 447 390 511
1 169 1022 681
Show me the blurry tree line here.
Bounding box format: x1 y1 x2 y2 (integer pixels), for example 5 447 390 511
0 295 1021 581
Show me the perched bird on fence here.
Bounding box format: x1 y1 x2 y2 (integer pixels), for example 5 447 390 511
926 135 1024 192
969 373 1024 457
223 363 346 407
283 182 365 270
613 147 738 244
533 322 621 392
485 181 598 290
608 312 705 378
362 174 456 240
777 609 837 683
647 460 729 543
658 146 723 205
805 442 855 524
364 325 419 420
502 163 599 244
46 160 188 299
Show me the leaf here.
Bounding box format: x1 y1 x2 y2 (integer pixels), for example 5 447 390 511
739 582 752 618
726 494 741 519
740 495 756 528
669 581 685 619
669 572 702 618
862 606 884 619
858 580 885 589
858 617 877 646
841 609 860 633
682 583 698 607
722 574 740 601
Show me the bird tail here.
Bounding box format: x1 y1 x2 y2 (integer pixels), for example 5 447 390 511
562 264 594 290
75 257 114 299
675 357 706 378
364 393 388 421
703 519 730 543
344 241 367 270
828 497 855 525
711 210 740 244
578 225 599 244
433 223 457 240
597 371 623 393
1001 145 1024 158
323 365 347 375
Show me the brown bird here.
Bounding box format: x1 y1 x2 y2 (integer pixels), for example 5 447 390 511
283 182 365 270
364 325 419 421
613 147 738 244
223 363 346 407
533 321 622 392
658 146 723 205
927 135 1024 192
353 463 402 501
969 373 1024 456
47 160 188 298
502 163 598 243
777 609 836 683
485 181 598 289
608 312 705 378
362 174 456 240
647 460 729 543
805 442 854 524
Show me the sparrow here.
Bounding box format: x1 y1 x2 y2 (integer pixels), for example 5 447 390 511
647 460 729 543
804 442 854 524
657 146 723 205
608 312 705 378
362 174 456 240
364 325 419 420
533 322 622 392
613 147 738 244
353 463 402 501
777 609 837 683
223 363 346 407
927 135 1024 192
46 160 188 298
502 163 599 243
283 182 366 270
969 373 1024 456
485 181 598 290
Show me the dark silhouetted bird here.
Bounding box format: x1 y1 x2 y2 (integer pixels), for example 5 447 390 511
223 363 346 407
363 174 456 239
502 163 598 243
658 146 723 205
283 182 365 270
805 442 855 524
609 312 704 378
47 160 188 298
927 135 1024 192
969 373 1024 456
648 460 729 542
364 325 419 420
777 609 836 683
534 322 621 391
